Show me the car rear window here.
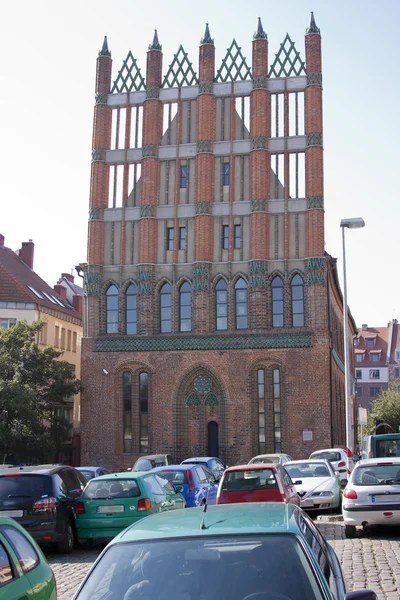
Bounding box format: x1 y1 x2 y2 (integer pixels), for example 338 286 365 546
134 458 166 470
286 463 330 479
157 470 188 484
80 470 96 481
222 469 278 491
311 452 341 462
81 479 141 500
250 456 279 464
353 464 400 485
75 534 324 600
0 475 52 498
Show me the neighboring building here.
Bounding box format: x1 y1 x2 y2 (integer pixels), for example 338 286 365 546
388 319 400 391
0 234 83 464
354 324 389 408
81 14 357 470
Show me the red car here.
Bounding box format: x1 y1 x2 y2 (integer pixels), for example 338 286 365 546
216 463 300 506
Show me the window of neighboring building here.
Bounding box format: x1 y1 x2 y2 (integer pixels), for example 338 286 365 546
222 225 229 249
291 275 304 327
216 279 228 331
39 322 47 344
126 284 137 335
369 369 380 379
180 165 187 188
272 276 284 328
54 325 60 347
72 331 77 352
179 227 186 250
0 318 16 329
371 353 379 363
167 227 174 251
370 387 380 398
160 283 172 333
235 278 248 329
355 354 363 363
179 282 192 332
67 330 72 351
223 162 230 186
395 367 400 378
234 225 241 249
355 370 362 379
60 328 66 349
396 349 400 361
356 387 362 398
353 338 359 347
139 372 149 454
106 285 119 334
366 338 375 347
122 371 132 453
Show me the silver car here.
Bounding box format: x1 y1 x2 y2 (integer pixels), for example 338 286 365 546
248 453 292 466
285 459 341 512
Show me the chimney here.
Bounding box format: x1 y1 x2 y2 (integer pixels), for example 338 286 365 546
72 294 83 315
54 284 67 300
19 240 34 269
62 272 74 283
361 324 368 331
0 234 4 247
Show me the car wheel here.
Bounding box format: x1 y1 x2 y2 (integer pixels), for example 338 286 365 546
344 524 356 539
57 519 75 554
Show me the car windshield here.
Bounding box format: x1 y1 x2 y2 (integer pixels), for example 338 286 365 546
0 475 52 497
75 534 324 600
286 463 330 479
353 464 400 485
250 456 279 464
311 452 341 462
81 479 141 500
156 470 188 484
134 458 165 470
222 469 278 491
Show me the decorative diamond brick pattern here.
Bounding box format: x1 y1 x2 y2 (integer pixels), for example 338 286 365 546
83 270 101 297
162 46 198 88
268 34 306 78
196 140 212 153
249 275 267 289
111 51 145 93
88 208 101 221
95 334 313 352
142 145 157 158
199 81 213 94
306 132 323 147
91 149 105 162
252 76 268 89
307 195 324 209
140 205 155 218
95 92 108 105
306 257 326 285
252 136 267 150
307 72 322 86
251 198 267 212
146 86 160 99
215 40 252 82
195 202 212 215
249 261 267 275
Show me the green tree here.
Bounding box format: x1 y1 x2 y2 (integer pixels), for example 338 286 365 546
366 383 400 435
0 320 81 463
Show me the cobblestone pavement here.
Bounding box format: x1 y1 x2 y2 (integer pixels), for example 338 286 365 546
46 524 400 600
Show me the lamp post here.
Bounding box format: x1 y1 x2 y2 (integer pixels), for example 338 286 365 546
340 217 365 475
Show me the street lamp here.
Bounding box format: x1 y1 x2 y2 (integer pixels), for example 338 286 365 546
340 217 365 475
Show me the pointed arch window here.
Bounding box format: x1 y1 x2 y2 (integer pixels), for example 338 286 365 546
256 367 282 454
235 278 248 329
272 277 284 328
139 372 149 453
160 283 172 333
179 281 192 332
122 371 132 453
126 284 137 334
106 285 119 334
291 274 304 327
216 279 228 330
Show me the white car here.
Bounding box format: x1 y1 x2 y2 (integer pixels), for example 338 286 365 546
308 448 351 486
248 453 292 466
285 459 341 512
342 457 400 538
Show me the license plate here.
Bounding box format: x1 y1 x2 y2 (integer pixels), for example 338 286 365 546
96 505 124 514
0 510 23 517
372 494 400 503
301 501 313 508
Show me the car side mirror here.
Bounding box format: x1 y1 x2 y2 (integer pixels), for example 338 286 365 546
294 479 302 485
344 591 377 600
173 484 183 493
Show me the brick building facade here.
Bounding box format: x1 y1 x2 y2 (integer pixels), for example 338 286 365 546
80 14 356 470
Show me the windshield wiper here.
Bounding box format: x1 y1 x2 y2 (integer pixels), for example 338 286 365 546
381 479 400 485
8 494 32 498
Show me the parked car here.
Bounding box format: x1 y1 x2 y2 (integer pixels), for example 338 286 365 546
216 463 299 505
285 459 341 512
342 457 400 538
151 464 218 507
72 503 377 600
77 466 111 481
180 456 227 480
309 448 350 486
0 516 57 599
132 454 175 471
0 464 87 553
76 471 185 545
248 452 293 465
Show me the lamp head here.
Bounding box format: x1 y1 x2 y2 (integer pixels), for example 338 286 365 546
340 217 365 229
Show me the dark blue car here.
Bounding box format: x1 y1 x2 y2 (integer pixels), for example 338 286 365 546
180 456 227 481
152 464 218 507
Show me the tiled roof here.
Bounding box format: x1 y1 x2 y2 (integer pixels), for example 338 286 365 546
0 244 81 320
355 326 389 367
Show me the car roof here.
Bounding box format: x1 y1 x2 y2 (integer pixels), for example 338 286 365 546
225 464 278 472
136 454 170 460
181 457 215 462
152 465 192 471
310 448 343 454
286 459 329 465
77 466 108 471
355 458 400 466
251 454 286 458
0 464 67 475
114 503 300 543
90 471 149 481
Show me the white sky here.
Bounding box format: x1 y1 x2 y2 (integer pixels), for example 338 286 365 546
1 0 399 327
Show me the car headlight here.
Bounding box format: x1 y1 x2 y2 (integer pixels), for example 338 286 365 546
311 491 332 497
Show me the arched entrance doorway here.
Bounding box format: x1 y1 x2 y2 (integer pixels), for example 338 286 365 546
208 421 219 457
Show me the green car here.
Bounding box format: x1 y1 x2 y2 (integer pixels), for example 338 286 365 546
76 471 185 544
0 516 56 599
73 503 377 600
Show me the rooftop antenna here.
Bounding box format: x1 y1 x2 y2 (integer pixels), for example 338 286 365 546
200 501 207 529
